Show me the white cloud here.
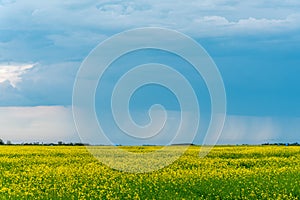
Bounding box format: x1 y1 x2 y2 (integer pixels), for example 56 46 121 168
0 63 34 88
184 14 300 37
0 61 80 106
0 106 79 143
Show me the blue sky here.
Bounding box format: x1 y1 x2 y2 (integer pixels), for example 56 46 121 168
0 0 300 144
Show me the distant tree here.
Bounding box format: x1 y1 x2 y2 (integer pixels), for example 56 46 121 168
74 143 85 146
58 141 63 145
6 140 12 145
0 139 4 145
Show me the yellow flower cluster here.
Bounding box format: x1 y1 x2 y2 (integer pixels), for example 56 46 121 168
0 145 299 199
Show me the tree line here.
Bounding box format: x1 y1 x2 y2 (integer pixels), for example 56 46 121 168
0 139 88 146
0 138 299 146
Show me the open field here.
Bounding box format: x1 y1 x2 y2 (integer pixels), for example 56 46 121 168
0 145 299 199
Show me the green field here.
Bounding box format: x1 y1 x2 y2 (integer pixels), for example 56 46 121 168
0 145 299 199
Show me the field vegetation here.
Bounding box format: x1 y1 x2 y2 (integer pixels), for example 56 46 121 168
0 145 299 199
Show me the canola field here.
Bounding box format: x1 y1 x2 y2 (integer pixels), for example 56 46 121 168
0 145 299 199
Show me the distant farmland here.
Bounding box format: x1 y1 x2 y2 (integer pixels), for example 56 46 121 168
0 145 299 199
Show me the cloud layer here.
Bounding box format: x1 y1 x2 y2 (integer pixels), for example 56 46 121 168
0 106 79 143
1 1 300 143
0 106 299 144
0 63 34 87
1 1 300 39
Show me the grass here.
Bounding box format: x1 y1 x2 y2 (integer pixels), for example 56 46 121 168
0 145 299 199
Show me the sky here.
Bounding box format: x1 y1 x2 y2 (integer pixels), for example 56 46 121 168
0 0 300 144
